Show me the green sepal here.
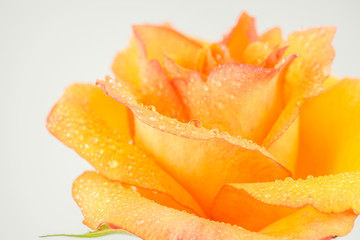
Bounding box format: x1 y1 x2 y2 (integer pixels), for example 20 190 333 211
40 224 134 238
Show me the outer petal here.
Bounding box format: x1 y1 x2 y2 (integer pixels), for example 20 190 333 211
73 171 277 240
172 57 295 143
260 206 357 240
47 83 204 216
212 171 360 231
47 83 131 140
296 79 360 178
223 12 258 62
98 77 290 212
263 27 336 152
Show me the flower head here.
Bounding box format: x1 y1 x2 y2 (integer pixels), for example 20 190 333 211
47 12 360 240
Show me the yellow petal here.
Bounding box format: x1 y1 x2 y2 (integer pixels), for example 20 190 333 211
260 27 283 46
243 41 273 66
112 38 141 88
266 117 299 180
137 60 188 121
263 27 336 148
284 27 336 100
73 171 278 240
296 78 360 178
98 77 290 212
47 83 131 140
212 171 360 231
260 206 357 240
47 83 204 216
223 12 258 62
133 24 202 69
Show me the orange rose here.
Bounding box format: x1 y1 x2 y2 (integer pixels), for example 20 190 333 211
47 12 360 239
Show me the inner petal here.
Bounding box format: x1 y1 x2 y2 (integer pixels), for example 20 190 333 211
171 58 294 143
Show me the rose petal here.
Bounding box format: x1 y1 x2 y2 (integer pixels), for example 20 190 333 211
296 78 360 178
137 59 188 121
211 181 295 231
171 57 295 143
112 36 189 121
73 171 277 240
260 206 357 240
223 12 258 62
212 171 360 231
47 83 131 140
267 117 299 173
284 27 336 100
263 27 336 148
98 77 290 212
47 83 205 216
261 45 288 69
163 55 192 80
243 41 273 66
196 43 233 74
133 25 203 69
260 27 283 46
112 38 141 88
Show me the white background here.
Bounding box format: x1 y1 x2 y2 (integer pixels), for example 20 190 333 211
1 0 360 239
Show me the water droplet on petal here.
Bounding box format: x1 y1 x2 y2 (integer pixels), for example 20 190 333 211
285 177 294 182
148 105 156 111
108 160 118 168
188 119 202 128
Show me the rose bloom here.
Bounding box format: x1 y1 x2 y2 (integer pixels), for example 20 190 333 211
47 13 360 240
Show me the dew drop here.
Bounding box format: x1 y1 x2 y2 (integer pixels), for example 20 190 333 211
148 105 156 111
188 119 202 128
108 160 118 168
215 102 224 109
210 128 220 134
284 177 294 182
214 81 222 87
